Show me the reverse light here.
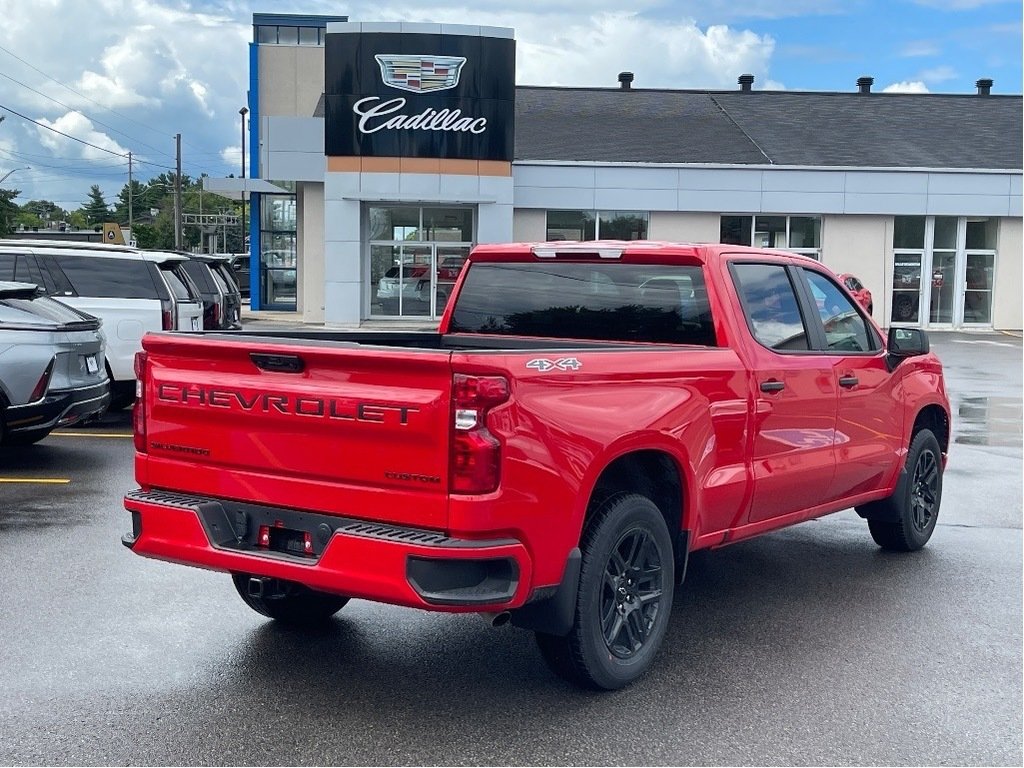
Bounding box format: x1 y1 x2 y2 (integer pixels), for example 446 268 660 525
450 374 510 495
132 351 148 453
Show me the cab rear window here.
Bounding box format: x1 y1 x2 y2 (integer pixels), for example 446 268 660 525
449 263 716 345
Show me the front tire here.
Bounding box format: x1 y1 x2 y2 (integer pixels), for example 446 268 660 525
536 494 674 690
862 429 943 551
231 574 349 626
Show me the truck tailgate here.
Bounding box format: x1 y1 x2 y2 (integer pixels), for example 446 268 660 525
138 334 453 529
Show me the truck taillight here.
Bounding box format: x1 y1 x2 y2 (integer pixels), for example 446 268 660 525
133 351 148 453
450 374 509 494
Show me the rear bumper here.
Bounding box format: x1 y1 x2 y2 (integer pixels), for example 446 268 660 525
122 489 533 612
5 381 110 435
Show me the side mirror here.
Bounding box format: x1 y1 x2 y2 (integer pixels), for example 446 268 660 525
887 327 929 365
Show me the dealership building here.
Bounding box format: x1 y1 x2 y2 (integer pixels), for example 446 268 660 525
218 13 1023 331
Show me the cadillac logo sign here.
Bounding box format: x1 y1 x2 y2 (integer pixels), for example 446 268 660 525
325 29 515 161
374 54 467 93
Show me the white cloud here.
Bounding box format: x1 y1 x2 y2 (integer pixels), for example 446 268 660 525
35 111 128 161
910 0 1011 9
220 145 242 166
883 80 931 93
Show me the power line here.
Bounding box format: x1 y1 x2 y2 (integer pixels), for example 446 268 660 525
0 70 177 162
0 43 180 147
0 102 130 158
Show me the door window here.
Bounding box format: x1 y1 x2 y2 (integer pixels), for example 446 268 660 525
55 255 160 299
732 263 809 351
802 270 876 353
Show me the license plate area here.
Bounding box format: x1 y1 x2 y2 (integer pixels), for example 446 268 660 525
260 524 314 558
84 354 99 374
191 316 200 331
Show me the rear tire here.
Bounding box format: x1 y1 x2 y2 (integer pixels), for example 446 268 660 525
231 574 349 625
861 429 943 552
535 494 674 690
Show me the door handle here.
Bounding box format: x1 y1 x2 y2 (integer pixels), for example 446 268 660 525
759 379 785 393
838 375 859 389
250 353 305 373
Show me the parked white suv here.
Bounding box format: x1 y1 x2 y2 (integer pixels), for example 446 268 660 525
0 240 203 408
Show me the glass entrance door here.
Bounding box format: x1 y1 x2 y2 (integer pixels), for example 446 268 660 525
369 243 469 319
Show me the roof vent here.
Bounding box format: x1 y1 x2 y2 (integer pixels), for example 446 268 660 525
976 78 993 96
618 71 634 90
857 76 874 94
738 74 755 91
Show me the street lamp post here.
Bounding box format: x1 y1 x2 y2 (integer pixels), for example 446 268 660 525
239 107 248 254
0 166 30 185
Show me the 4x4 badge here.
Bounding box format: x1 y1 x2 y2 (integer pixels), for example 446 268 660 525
526 358 583 373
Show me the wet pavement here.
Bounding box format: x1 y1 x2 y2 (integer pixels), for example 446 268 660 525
0 331 1020 765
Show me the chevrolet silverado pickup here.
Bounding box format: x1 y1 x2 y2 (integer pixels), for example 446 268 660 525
123 241 950 690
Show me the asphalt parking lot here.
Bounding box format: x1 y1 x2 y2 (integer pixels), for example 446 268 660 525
0 331 1020 766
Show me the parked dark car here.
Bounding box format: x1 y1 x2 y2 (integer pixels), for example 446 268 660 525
181 255 243 330
0 281 110 444
227 254 251 300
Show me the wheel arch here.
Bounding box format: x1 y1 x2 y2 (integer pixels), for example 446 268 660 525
912 403 950 456
583 448 690 581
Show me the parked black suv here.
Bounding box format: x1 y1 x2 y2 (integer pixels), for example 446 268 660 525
181 255 243 330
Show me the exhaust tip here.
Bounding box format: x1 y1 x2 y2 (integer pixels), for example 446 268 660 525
479 611 512 627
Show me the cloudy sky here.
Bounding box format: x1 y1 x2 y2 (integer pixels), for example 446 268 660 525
0 0 1019 211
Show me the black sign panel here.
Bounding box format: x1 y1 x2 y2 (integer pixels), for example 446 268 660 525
325 32 515 162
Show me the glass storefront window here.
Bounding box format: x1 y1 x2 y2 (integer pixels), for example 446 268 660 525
894 216 926 249
753 216 787 248
276 26 298 45
298 26 318 45
369 206 420 241
966 218 998 250
260 192 297 308
929 252 957 325
891 253 922 324
598 211 648 240
720 215 821 258
424 208 473 241
545 210 648 241
964 253 994 324
257 25 277 44
546 210 596 241
789 216 821 249
368 205 473 319
933 217 958 249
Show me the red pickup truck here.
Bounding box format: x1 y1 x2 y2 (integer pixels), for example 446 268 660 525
123 242 950 690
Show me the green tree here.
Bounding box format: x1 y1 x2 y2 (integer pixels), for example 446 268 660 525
82 184 110 225
0 188 21 235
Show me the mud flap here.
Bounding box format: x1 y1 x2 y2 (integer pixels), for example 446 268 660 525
510 548 581 637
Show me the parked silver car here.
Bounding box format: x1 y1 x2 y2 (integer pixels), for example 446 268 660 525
0 282 110 445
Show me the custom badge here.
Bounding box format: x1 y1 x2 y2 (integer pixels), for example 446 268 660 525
374 54 467 93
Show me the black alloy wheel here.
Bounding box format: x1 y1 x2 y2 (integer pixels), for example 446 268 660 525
601 527 665 659
535 493 675 690
864 428 943 551
909 444 940 533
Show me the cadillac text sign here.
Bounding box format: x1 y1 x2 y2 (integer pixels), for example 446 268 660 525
325 31 515 161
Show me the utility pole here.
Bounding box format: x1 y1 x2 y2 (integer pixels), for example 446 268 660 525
127 151 133 244
174 133 182 250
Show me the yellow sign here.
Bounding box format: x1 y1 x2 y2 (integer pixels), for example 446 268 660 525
102 223 125 245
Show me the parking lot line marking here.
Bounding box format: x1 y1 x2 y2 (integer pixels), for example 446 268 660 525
50 431 134 438
0 478 71 484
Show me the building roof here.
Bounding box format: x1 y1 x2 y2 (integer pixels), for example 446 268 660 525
314 86 1023 170
514 87 1022 170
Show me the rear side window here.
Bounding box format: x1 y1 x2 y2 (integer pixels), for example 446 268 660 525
212 263 238 292
732 263 810 351
449 263 716 345
0 253 15 281
802 270 877 353
14 254 58 294
159 263 194 301
182 261 214 292
54 255 160 299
